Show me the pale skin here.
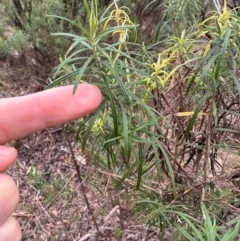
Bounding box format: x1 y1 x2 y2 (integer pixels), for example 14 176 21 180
0 84 102 241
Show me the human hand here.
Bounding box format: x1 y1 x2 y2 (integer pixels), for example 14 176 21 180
0 84 102 240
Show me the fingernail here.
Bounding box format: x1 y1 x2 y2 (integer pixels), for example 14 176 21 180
0 146 15 156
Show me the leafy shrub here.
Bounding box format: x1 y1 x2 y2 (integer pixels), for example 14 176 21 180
2 0 240 238
22 0 240 238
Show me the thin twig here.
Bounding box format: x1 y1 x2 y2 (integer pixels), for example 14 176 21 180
78 233 93 241
62 125 100 233
33 212 48 233
202 102 213 203
103 205 119 224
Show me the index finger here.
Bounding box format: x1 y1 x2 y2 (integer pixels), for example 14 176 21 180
0 84 102 144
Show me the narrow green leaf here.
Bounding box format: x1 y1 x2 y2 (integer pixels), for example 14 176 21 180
184 87 212 139
175 223 198 241
158 144 176 199
73 56 93 93
187 45 219 95
214 29 231 80
102 75 119 138
98 0 120 23
103 136 122 147
81 101 105 151
152 144 162 182
136 142 143 190
221 221 240 241
51 33 92 49
115 160 138 188
47 15 86 33
202 204 215 241
83 0 91 19
119 102 131 165
47 69 81 88
229 71 240 96
113 68 131 105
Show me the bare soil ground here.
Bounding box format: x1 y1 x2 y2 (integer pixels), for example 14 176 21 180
0 56 165 241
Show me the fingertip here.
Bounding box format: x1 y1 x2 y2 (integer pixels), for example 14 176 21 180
0 217 22 241
0 174 19 225
0 146 17 172
75 83 102 111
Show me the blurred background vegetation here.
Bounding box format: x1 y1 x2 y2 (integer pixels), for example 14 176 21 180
2 0 240 240
0 0 165 59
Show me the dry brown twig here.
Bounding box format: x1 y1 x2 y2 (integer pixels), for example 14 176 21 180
61 124 100 234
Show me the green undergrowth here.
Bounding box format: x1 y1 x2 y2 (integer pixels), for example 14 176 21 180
28 166 73 202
